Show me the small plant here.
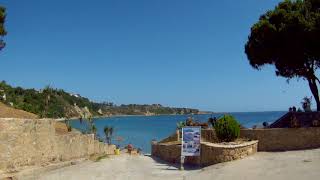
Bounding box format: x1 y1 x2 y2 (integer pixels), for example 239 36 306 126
66 124 72 132
214 115 240 142
104 126 114 144
64 118 72 132
90 154 109 162
176 121 186 130
92 124 97 138
208 117 217 127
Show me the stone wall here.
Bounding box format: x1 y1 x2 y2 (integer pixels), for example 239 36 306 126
151 141 258 166
159 129 217 143
240 128 320 151
173 128 320 152
200 141 258 166
152 127 320 166
0 118 115 172
151 142 181 163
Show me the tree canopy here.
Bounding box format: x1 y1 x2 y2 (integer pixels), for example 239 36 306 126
245 0 320 111
0 6 6 50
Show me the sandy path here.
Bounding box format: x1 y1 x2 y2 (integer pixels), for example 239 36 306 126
36 149 320 180
36 154 195 180
187 148 320 180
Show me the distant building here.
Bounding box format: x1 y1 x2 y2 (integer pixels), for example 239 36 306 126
70 93 81 98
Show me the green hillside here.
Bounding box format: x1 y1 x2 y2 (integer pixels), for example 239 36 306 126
0 81 200 118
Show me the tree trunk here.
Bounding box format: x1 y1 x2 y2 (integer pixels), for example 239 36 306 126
307 78 320 111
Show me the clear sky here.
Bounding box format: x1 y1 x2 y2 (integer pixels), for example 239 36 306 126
0 0 314 112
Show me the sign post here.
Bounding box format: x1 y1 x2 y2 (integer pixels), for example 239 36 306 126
181 126 201 170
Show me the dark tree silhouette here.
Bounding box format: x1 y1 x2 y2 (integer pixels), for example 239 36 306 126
0 6 6 51
245 0 320 111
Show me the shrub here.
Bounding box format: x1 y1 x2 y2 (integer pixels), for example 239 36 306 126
214 115 240 142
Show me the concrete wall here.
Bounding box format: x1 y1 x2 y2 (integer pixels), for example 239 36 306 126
0 118 115 172
240 128 320 151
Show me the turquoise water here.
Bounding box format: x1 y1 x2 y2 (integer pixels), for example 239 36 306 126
69 111 285 154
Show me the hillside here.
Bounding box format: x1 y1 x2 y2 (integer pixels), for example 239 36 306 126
0 81 200 118
0 102 38 119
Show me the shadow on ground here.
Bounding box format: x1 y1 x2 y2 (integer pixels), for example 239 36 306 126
144 154 203 171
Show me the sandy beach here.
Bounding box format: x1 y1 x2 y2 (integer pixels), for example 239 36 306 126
25 148 320 180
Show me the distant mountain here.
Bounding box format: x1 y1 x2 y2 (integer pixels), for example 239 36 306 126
0 81 200 118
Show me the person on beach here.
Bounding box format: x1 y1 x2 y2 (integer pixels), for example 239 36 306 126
127 143 133 154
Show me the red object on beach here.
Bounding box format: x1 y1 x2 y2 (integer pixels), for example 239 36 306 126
127 144 133 154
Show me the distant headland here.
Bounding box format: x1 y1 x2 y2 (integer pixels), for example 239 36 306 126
0 81 209 119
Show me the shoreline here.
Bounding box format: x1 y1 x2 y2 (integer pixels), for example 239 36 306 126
60 113 213 121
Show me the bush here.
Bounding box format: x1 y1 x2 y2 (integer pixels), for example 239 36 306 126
214 115 240 142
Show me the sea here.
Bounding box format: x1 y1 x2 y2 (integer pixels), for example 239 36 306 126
69 111 286 154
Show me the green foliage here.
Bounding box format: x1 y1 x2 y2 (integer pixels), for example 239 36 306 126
105 104 199 115
93 154 109 162
0 81 94 118
0 6 6 51
214 115 240 142
176 121 186 130
0 81 200 118
245 0 320 111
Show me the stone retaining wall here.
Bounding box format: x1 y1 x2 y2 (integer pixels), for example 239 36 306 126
200 141 258 166
240 128 320 151
0 118 115 172
151 142 180 163
152 127 320 166
151 140 258 166
170 128 320 151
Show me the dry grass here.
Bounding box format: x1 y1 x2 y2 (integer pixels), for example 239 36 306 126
89 154 109 162
0 102 38 119
54 122 70 134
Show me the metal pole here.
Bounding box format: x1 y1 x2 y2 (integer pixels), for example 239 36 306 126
180 156 185 170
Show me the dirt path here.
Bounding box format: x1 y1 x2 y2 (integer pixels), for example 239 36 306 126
35 154 194 180
35 148 320 180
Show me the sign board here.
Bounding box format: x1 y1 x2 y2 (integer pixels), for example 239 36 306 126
181 126 201 156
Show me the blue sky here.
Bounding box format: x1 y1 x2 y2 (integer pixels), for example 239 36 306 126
0 0 314 112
